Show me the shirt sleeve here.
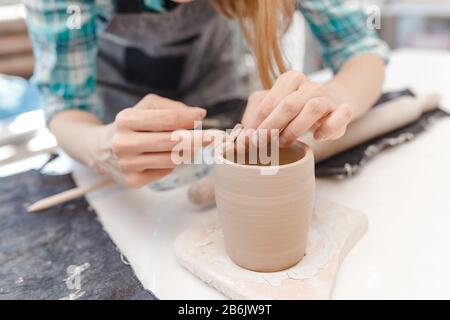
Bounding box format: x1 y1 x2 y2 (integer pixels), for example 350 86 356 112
298 0 390 73
23 0 103 122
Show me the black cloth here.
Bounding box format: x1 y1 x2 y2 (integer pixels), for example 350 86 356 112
0 170 155 300
115 0 179 13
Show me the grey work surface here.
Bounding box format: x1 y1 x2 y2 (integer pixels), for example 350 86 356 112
0 170 155 300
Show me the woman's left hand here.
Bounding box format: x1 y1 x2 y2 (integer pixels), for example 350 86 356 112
242 71 354 147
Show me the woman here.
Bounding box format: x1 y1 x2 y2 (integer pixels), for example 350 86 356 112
25 0 389 187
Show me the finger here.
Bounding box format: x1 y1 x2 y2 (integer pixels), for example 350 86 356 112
113 131 177 155
256 90 307 133
251 89 314 147
135 94 190 110
311 114 328 131
279 97 335 147
314 104 353 141
124 169 174 188
113 130 209 155
327 126 346 140
235 128 255 155
202 129 224 145
246 71 306 128
253 83 330 145
118 152 177 173
116 107 206 132
242 91 267 127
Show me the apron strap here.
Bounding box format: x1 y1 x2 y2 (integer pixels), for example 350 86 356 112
115 0 179 14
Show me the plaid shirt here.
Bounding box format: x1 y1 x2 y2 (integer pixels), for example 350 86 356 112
23 0 389 121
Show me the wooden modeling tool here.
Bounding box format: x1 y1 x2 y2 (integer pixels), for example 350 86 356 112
188 124 243 206
27 178 115 213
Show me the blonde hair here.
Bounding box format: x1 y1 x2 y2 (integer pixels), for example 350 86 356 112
210 0 296 89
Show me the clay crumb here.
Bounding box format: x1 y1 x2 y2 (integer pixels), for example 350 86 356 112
59 289 85 300
195 239 213 247
120 253 130 265
15 277 24 284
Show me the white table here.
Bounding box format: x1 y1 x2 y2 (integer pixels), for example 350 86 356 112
4 49 450 299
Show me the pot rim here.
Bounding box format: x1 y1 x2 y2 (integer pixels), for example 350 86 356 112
215 141 313 170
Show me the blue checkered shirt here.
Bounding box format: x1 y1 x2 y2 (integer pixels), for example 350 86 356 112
23 0 389 120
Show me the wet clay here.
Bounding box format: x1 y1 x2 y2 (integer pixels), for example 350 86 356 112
214 142 315 272
224 144 305 166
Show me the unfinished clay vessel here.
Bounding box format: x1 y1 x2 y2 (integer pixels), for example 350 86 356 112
214 141 315 272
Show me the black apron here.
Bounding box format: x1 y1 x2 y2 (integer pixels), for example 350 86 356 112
96 0 244 124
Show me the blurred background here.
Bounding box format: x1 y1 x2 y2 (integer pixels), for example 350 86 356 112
0 0 449 169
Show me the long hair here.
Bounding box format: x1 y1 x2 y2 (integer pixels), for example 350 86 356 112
210 0 296 89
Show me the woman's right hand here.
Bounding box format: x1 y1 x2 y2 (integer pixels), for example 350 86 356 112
93 94 207 188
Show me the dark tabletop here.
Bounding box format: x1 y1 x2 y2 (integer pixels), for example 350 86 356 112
0 170 155 300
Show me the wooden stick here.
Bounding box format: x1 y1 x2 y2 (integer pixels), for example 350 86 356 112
27 179 116 213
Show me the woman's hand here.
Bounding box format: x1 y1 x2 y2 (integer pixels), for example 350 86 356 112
91 94 207 188
242 71 354 147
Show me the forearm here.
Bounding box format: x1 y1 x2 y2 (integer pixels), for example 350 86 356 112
49 110 112 169
324 54 385 120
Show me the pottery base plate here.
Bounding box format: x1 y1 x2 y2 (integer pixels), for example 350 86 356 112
174 198 368 299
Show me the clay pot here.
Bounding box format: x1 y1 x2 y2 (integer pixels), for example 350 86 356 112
214 141 315 272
